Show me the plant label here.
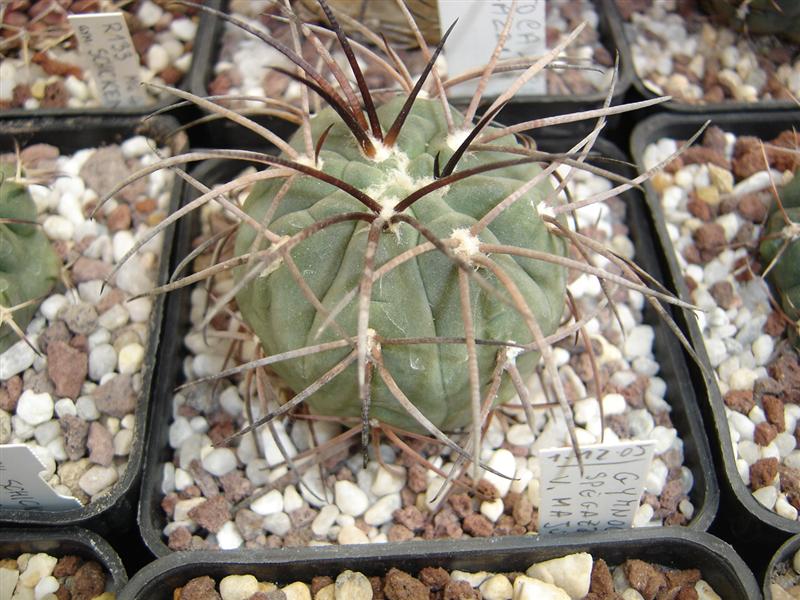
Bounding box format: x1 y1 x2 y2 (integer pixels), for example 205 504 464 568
68 12 148 108
0 444 81 511
438 0 546 99
537 440 656 534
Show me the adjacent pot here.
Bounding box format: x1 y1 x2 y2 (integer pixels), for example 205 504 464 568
120 529 758 600
187 0 633 146
0 116 184 535
0 526 128 595
137 134 718 557
765 533 800 599
612 0 799 113
630 111 800 570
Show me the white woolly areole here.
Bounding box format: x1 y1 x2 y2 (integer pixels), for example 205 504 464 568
446 128 470 151
537 202 556 219
504 344 523 367
295 154 321 169
366 327 380 352
450 227 481 262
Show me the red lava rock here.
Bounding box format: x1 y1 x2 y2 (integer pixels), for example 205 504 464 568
624 559 667 600
106 204 132 232
462 513 493 537
709 280 737 310
732 136 770 179
476 479 499 501
188 460 219 499
92 373 137 418
40 80 69 108
220 470 252 503
754 421 778 446
387 524 414 542
159 65 184 86
687 195 713 221
737 193 768 223
512 493 534 526
131 29 155 56
384 568 429 600
70 560 106 600
87 421 114 466
79 146 146 203
750 457 779 489
37 320 70 354
588 559 616 597
289 505 317 529
167 526 192 551
12 83 31 108
33 52 82 79
667 569 702 587
234 509 263 541
71 256 112 283
60 415 89 460
763 394 786 431
677 146 730 171
95 287 125 314
179 576 221 600
443 580 480 599
161 493 178 517
53 555 82 577
0 375 22 411
47 340 88 399
188 495 231 534
208 72 233 96
407 463 427 493
770 130 800 173
448 494 473 519
780 465 800 510
310 576 334 597
701 126 727 154
692 223 726 260
418 567 450 591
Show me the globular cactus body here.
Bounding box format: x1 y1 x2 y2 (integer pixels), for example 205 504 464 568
760 174 800 341
0 163 60 352
234 96 566 432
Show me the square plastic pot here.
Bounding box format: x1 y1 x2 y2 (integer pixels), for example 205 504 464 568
186 0 633 146
630 110 800 567
136 133 718 557
119 529 758 600
765 533 800 599
0 526 128 594
0 115 184 536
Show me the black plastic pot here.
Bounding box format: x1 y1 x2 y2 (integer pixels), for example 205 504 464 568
630 111 800 574
765 533 800 599
611 0 798 114
137 133 718 557
0 527 128 594
187 0 633 146
0 116 184 536
120 529 757 599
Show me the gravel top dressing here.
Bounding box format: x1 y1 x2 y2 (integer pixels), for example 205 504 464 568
1 551 114 600
0 135 172 506
169 552 723 600
644 125 800 520
155 160 696 552
617 0 799 104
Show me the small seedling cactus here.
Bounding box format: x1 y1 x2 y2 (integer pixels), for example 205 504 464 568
101 0 697 479
0 162 60 353
701 0 800 43
760 172 800 345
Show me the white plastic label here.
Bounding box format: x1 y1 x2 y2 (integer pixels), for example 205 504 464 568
537 440 656 535
0 445 81 511
68 12 148 108
438 0 547 99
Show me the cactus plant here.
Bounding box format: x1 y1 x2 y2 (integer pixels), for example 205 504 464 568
760 173 800 344
701 0 800 43
99 0 694 472
0 163 60 353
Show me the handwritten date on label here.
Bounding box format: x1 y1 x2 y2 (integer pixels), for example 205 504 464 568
537 440 656 535
438 0 546 99
0 445 81 511
68 12 148 108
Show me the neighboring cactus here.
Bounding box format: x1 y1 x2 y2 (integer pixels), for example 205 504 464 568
701 0 800 43
0 163 60 352
760 173 800 344
99 0 690 470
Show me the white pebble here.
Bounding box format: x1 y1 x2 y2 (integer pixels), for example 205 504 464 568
40 294 68 322
371 465 406 496
632 502 655 527
118 342 145 374
201 447 237 477
136 0 164 27
171 17 197 41
54 398 77 418
480 574 514 600
114 429 133 455
0 339 37 378
216 521 243 550
251 490 284 516
526 552 592 599
76 396 100 421
42 215 74 240
312 504 340 537
219 574 259 600
126 297 152 322
513 576 570 600
753 485 778 510
18 553 57 587
337 524 369 545
776 495 799 520
78 465 119 496
120 136 153 159
98 304 129 331
480 498 505 523
752 334 774 366
335 480 369 517
89 344 118 381
482 449 517 497
147 44 170 73
34 574 59 599
263 512 291 536
16 390 54 426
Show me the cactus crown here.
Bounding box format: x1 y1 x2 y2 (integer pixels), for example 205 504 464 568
99 0 696 476
0 162 61 353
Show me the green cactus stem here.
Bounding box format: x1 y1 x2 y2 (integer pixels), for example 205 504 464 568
0 163 61 353
760 173 800 344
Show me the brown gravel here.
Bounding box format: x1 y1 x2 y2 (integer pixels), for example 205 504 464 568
71 560 107 600
384 568 429 600
46 340 87 399
750 457 780 489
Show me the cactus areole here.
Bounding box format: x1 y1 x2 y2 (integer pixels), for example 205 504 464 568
234 96 568 432
0 163 60 353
